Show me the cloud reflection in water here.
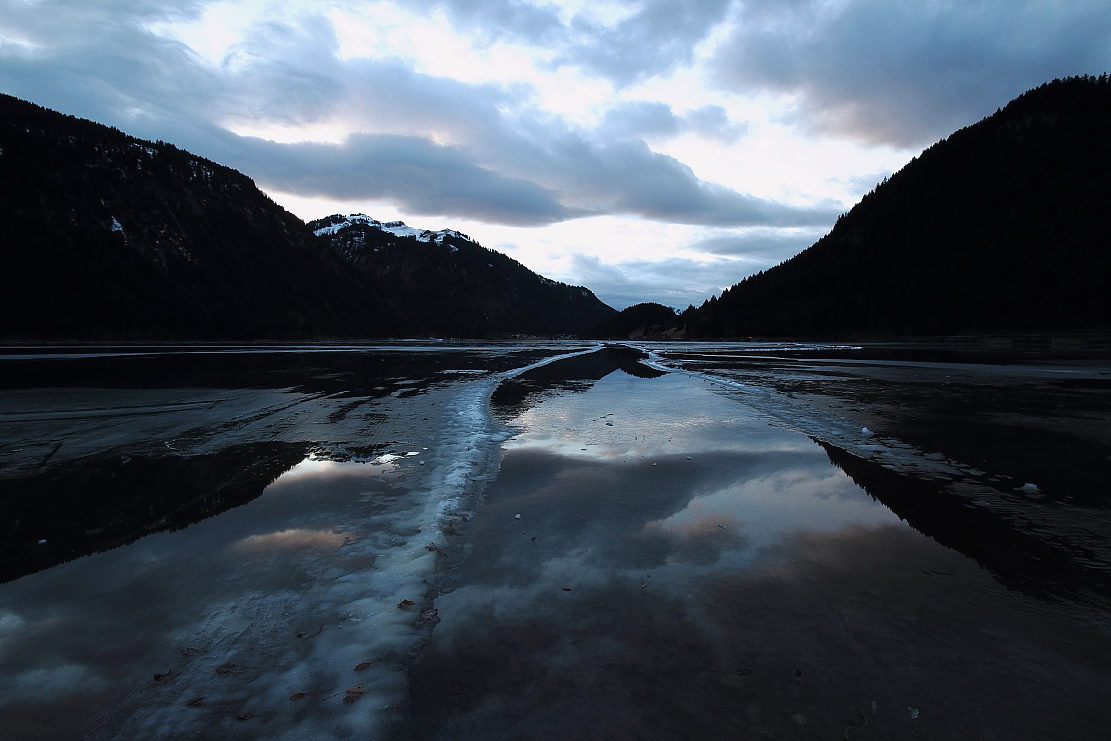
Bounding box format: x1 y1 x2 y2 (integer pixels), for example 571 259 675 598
230 528 348 553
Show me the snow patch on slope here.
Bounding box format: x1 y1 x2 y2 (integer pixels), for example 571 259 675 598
314 214 470 246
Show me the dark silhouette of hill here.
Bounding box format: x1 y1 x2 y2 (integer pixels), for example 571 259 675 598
0 94 393 340
310 215 615 337
586 302 678 339
680 75 1111 339
0 441 309 585
0 94 614 340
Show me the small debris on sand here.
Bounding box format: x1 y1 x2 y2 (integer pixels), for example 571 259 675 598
343 685 370 705
153 669 178 683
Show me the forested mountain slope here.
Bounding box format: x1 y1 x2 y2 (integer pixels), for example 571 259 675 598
682 75 1111 339
0 95 614 340
0 94 392 340
310 215 615 338
585 302 678 339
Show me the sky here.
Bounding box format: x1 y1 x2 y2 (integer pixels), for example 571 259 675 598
2 1 1109 309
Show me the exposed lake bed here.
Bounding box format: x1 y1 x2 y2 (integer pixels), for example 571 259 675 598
1 343 1109 739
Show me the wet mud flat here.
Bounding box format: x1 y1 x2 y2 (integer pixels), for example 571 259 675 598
0 343 583 740
407 346 1111 740
2 342 1110 739
0 344 570 583
652 343 1111 602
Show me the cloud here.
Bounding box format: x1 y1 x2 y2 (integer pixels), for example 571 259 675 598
538 137 838 226
569 253 630 283
567 252 766 309
557 0 735 85
598 101 749 144
395 0 565 45
691 227 822 259
682 104 749 144
565 223 832 308
0 0 219 126
598 100 683 140
714 0 1111 146
232 132 577 226
830 169 894 198
0 2 831 228
403 0 734 85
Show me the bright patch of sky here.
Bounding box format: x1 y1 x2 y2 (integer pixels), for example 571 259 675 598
4 0 1108 308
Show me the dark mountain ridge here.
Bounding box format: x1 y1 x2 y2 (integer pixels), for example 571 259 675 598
0 95 382 340
673 75 1111 339
586 302 679 339
310 214 615 338
0 94 614 340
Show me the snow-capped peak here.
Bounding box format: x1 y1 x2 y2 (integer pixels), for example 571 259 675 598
314 214 471 245
312 214 382 236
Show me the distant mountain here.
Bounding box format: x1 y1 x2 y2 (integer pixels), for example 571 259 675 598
586 302 678 339
0 94 614 340
678 75 1111 339
0 94 391 340
309 214 615 338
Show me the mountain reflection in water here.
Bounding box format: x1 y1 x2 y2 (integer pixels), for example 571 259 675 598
0 342 1108 741
410 347 1111 741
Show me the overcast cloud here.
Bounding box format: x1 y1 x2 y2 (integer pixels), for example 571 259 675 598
0 1 830 229
2 0 1108 306
568 252 773 310
715 0 1111 146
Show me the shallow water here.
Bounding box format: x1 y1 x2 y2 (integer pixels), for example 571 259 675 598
1 342 1110 739
409 349 1111 740
0 344 581 739
650 342 1111 602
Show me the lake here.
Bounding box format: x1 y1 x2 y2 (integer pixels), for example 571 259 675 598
1 342 1109 739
